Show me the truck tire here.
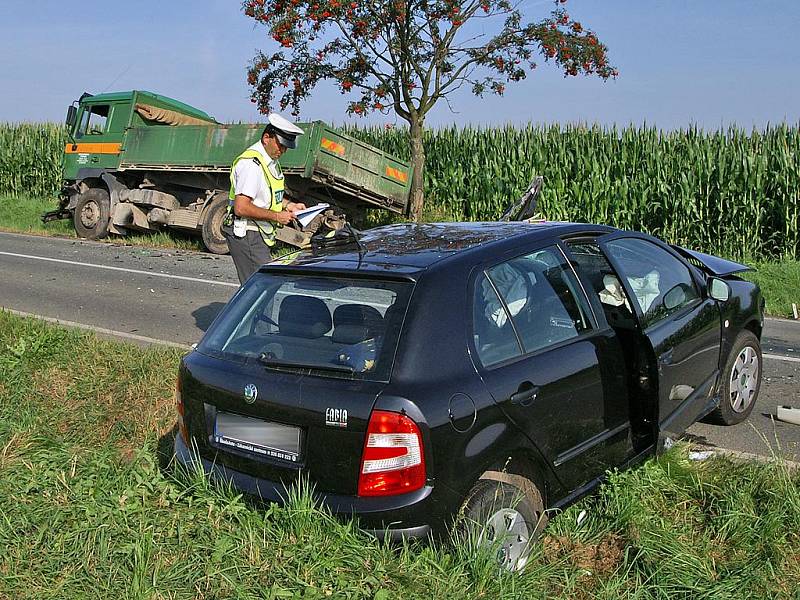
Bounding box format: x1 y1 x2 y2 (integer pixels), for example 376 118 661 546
201 195 230 255
73 188 111 239
704 330 761 425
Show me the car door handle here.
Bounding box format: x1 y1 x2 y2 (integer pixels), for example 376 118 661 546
510 383 539 406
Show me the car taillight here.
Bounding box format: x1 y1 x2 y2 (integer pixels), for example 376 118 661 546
358 410 425 497
175 377 189 445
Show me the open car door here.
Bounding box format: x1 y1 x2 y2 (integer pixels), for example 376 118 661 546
596 233 723 446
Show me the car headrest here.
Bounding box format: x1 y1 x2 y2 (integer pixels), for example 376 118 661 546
278 295 332 338
332 304 383 343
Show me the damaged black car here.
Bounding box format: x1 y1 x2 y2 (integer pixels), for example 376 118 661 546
173 220 764 571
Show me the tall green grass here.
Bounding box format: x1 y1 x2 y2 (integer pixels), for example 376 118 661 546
1 311 799 598
0 123 65 199
3 121 800 260
351 123 800 261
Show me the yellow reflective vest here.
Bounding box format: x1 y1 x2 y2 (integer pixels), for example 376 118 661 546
228 149 285 246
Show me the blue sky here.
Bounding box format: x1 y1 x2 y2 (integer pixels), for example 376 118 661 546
2 0 798 129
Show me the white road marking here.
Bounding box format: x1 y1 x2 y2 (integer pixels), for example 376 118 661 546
763 353 800 364
0 250 239 288
3 308 192 349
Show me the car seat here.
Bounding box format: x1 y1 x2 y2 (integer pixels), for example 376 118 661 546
278 295 332 338
332 304 384 344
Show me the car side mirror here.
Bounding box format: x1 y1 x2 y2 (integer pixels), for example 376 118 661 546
65 105 77 128
707 277 730 302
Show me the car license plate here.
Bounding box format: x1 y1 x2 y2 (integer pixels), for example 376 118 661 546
214 411 301 462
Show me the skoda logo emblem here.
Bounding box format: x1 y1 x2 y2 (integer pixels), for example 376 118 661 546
243 383 258 404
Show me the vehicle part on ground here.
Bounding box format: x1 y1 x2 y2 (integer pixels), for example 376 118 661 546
706 331 761 425
460 475 545 572
776 405 800 426
72 187 111 239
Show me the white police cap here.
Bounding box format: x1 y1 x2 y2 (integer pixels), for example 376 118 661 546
266 113 304 149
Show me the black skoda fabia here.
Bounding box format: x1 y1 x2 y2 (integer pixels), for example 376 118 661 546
174 221 764 570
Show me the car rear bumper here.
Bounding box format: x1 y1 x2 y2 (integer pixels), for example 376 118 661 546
174 433 439 540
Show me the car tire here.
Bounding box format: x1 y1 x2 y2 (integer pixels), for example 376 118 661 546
459 476 545 572
201 195 230 255
73 188 111 239
705 330 761 425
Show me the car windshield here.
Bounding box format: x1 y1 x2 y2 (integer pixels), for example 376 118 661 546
197 272 413 381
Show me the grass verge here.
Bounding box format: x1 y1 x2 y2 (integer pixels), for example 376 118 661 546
745 261 800 320
1 311 799 598
0 194 205 252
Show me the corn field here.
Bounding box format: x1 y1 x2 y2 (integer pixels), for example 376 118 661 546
350 123 800 261
2 121 799 260
0 123 66 200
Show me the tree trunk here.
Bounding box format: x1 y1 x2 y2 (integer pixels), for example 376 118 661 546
408 118 426 222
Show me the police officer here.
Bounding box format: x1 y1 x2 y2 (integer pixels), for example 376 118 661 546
223 114 306 284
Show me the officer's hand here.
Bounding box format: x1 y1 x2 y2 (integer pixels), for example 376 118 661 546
274 210 295 225
285 202 306 213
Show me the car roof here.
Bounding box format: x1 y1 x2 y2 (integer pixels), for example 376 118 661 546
265 221 617 274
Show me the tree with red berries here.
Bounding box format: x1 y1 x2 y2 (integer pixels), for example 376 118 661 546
244 0 616 220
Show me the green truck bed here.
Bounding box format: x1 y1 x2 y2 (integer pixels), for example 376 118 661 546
119 121 412 213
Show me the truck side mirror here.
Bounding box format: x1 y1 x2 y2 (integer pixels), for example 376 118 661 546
707 277 731 302
66 105 77 128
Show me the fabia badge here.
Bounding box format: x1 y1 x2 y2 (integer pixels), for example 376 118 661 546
325 407 348 428
243 383 258 404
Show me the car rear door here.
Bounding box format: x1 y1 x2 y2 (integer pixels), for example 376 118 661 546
597 234 722 442
470 243 633 492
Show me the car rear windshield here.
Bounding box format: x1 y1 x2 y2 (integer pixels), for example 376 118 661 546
197 272 413 381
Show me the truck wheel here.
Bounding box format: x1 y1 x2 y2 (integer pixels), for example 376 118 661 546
201 195 230 255
459 476 545 572
73 188 111 239
705 330 761 426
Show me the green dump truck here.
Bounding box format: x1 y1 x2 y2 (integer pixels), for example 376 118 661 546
44 90 413 253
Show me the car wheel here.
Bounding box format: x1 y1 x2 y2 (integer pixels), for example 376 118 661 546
459 476 545 572
706 330 761 425
73 188 111 239
201 195 230 255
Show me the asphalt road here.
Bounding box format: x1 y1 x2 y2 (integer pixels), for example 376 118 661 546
1 231 798 461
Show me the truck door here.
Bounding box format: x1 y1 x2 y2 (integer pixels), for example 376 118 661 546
470 243 633 492
69 102 124 172
597 234 722 443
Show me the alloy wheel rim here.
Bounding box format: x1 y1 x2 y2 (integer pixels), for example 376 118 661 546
729 346 759 413
481 508 531 571
80 200 100 228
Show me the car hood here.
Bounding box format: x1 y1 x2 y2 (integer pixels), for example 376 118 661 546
673 246 752 276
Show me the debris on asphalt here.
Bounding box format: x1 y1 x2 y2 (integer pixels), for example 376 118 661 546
776 405 800 426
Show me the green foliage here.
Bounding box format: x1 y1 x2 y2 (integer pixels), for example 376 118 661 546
350 123 800 261
0 123 65 199
743 260 800 318
1 311 798 598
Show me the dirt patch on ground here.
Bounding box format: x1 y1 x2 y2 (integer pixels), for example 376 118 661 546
31 366 73 405
542 534 626 577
